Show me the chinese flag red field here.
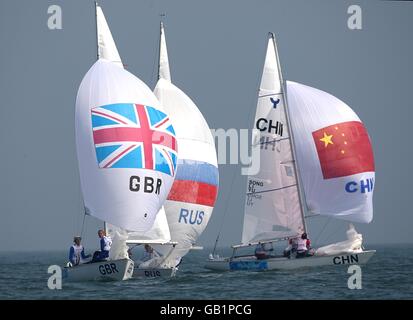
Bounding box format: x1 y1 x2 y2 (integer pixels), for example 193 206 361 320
312 121 375 179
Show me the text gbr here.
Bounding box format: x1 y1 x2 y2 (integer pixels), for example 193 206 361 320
129 176 162 194
99 263 119 275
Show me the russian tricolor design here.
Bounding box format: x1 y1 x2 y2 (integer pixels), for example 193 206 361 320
91 103 177 176
167 159 219 207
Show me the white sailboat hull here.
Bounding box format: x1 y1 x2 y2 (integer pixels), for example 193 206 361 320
133 266 177 278
205 250 375 271
63 258 134 282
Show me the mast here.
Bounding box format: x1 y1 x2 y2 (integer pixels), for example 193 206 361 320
96 1 107 236
158 21 171 81
157 21 162 80
270 33 308 235
94 1 99 60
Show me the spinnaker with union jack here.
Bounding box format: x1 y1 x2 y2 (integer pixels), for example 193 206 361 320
75 8 178 235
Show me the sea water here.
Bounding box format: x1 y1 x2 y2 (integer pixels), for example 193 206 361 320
0 244 411 299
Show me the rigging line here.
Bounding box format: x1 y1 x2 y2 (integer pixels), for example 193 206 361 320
258 92 282 98
212 166 238 256
75 192 80 237
80 211 87 239
246 184 297 195
76 173 85 237
151 29 160 88
313 217 331 246
251 136 290 147
323 223 346 245
212 56 263 255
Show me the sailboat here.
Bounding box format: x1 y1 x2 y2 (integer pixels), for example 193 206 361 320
106 206 179 278
107 22 218 279
205 33 375 271
64 3 178 281
145 22 219 274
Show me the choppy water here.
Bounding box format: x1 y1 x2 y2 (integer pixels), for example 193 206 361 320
0 245 412 299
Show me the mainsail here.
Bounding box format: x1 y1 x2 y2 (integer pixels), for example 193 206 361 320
75 8 178 233
95 3 123 67
241 34 305 245
153 23 219 267
286 81 375 223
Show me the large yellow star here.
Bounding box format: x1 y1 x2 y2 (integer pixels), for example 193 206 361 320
320 132 333 147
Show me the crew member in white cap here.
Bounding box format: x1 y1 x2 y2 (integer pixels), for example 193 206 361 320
69 236 90 266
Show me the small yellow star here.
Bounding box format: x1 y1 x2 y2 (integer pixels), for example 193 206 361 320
320 132 333 147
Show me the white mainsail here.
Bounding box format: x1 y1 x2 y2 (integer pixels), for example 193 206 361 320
241 34 305 244
76 9 178 232
95 3 123 67
153 23 219 267
286 81 375 223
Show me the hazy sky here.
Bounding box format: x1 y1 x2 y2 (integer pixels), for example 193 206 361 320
0 0 412 251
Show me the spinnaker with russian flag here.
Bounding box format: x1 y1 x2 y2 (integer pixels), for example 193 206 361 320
151 23 219 269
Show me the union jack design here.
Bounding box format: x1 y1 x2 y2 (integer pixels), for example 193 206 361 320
91 103 177 176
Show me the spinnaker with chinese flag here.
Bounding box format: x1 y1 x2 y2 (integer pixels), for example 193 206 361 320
287 81 375 223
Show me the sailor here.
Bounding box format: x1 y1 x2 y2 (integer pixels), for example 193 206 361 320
254 242 273 260
91 229 112 262
141 244 160 262
296 233 311 258
68 236 90 266
283 236 300 257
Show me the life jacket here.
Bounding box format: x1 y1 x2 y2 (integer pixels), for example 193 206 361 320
71 244 84 265
290 237 299 249
297 238 308 252
102 236 112 251
255 244 265 254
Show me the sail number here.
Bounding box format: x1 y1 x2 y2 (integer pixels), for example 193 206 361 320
256 118 284 136
98 263 119 275
178 209 204 225
129 176 162 194
333 255 359 265
144 270 162 277
345 178 374 194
